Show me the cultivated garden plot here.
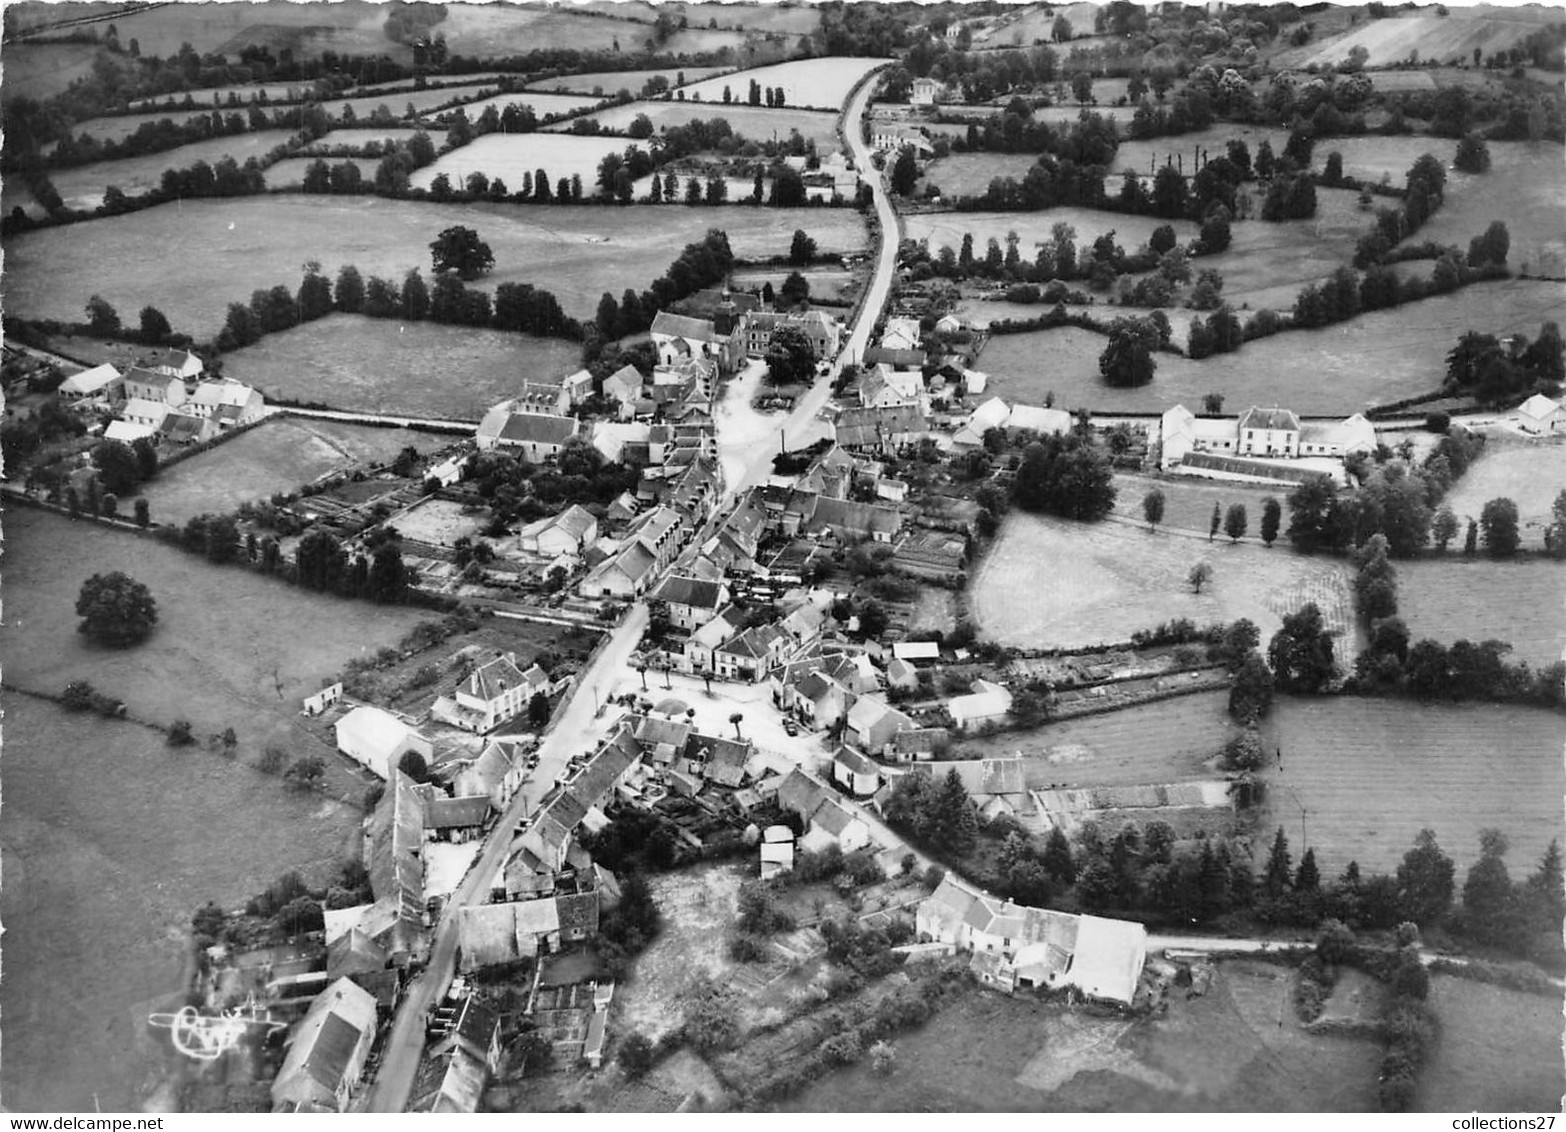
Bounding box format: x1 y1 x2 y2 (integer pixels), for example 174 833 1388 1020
409 133 644 192
0 694 362 1114
44 129 297 212
1256 696 1565 878
676 57 895 112
4 196 870 336
1417 976 1566 1112
1394 558 1565 671
1441 439 1566 532
391 498 491 547
222 314 582 419
972 511 1356 651
568 100 844 149
136 415 450 527
525 66 732 96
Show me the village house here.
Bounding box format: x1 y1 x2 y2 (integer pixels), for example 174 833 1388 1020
145 347 204 381
859 364 925 410
911 76 945 105
120 396 171 432
651 573 730 630
832 747 882 796
786 668 853 730
714 623 791 682
601 363 645 411
123 365 187 405
845 695 916 756
474 406 581 461
806 496 905 544
880 317 923 353
871 123 934 156
777 768 875 854
409 995 502 1114
452 738 529 810
739 309 842 361
510 380 571 417
682 607 742 673
363 770 430 965
270 978 379 1112
1160 404 1379 468
650 310 743 375
335 706 433 780
833 403 929 454
948 679 1013 732
562 368 595 407
187 379 266 428
517 504 598 557
431 652 549 734
104 419 158 444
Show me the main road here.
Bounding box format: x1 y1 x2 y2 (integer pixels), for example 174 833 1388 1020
364 62 896 1113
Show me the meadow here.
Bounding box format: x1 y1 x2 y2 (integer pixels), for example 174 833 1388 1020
450 91 604 123
1418 976 1566 1112
66 106 251 145
916 152 1038 199
1296 8 1559 69
1394 557 1565 670
1441 438 1566 531
4 196 869 336
137 414 452 527
434 5 745 58
1256 696 1564 877
972 510 1357 651
410 133 646 191
222 314 581 419
130 82 326 111
906 206 1201 261
2 42 101 102
45 129 298 212
525 66 731 95
114 0 389 61
973 278 1563 414
329 82 501 123
300 127 427 153
1110 473 1290 537
1410 140 1566 278
677 57 895 112
573 100 844 148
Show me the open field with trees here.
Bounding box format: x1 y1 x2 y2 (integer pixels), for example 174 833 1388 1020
1294 7 1563 69
570 100 843 148
64 107 265 145
45 129 297 212
0 692 362 1113
914 152 1035 199
105 0 388 61
137 415 451 526
1418 975 1565 1112
299 127 427 152
1441 439 1566 531
4 197 869 336
907 207 1200 263
1394 558 1565 670
327 83 507 122
678 57 894 111
973 511 1356 650
974 278 1563 413
782 960 1381 1111
1257 696 1564 877
449 90 604 122
2 42 106 102
410 133 639 190
1111 474 1290 537
525 66 731 95
223 313 581 417
433 6 745 58
1410 141 1566 277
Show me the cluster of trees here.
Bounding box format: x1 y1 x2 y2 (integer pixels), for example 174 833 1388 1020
75 571 159 646
719 79 789 107
1011 430 1118 520
1445 321 1564 406
1353 625 1565 708
293 528 409 603
1350 153 1450 268
91 435 159 498
464 439 639 531
583 228 734 353
1098 316 1162 387
880 767 980 856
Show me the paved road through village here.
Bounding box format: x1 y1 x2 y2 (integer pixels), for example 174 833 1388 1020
365 65 895 1112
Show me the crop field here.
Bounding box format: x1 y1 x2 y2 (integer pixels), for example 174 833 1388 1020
784 960 1380 1111
1110 473 1289 537
1256 696 1564 877
1442 438 1566 531
451 91 604 123
222 313 581 418
525 66 731 95
1394 558 1564 670
973 278 1564 415
571 100 843 148
1409 141 1566 278
906 207 1202 262
4 196 869 336
972 511 1356 651
1296 9 1559 69
138 415 450 526
677 57 895 112
410 133 648 191
957 690 1236 785
44 129 297 212
1419 976 1566 1112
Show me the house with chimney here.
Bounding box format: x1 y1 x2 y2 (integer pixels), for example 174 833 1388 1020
740 309 842 361
651 308 743 376
430 652 550 734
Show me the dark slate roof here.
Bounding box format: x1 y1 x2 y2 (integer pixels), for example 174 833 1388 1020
498 413 579 445
1237 406 1300 432
653 574 724 609
303 1012 363 1092
555 889 600 936
863 347 927 368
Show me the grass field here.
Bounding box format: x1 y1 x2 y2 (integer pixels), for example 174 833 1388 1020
4 196 869 336
1296 8 1559 69
525 66 731 95
46 130 298 212
410 133 646 191
1256 696 1564 877
1394 558 1565 670
731 268 857 303
972 511 1356 651
300 127 426 153
449 91 604 123
916 153 1038 199
960 296 1208 349
330 83 501 123
957 690 1236 784
1111 473 1289 537
1410 140 1566 278
222 313 581 418
1442 437 1566 531
1110 124 1291 182
130 82 325 111
572 100 843 148
112 0 388 61
782 959 1380 1111
2 42 100 102
974 278 1565 414
67 107 251 145
435 6 745 59
1419 975 1566 1112
138 414 450 526
678 57 894 112
906 207 1202 261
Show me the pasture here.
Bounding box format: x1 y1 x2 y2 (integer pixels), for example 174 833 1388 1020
448 91 603 123
1394 558 1564 670
435 5 744 58
525 66 731 95
573 100 843 148
906 207 1202 261
1256 696 1564 877
731 268 857 303
410 133 647 191
677 57 895 112
300 127 426 153
1442 437 1566 532
973 511 1357 652
1419 976 1566 1112
1110 124 1291 182
1410 140 1566 278
113 0 388 61
45 129 297 212
3 196 869 336
917 152 1037 199
67 107 248 145
138 415 449 527
130 82 326 111
1111 473 1289 537
2 42 100 103
329 82 500 123
972 278 1564 415
222 314 581 418
1296 9 1560 69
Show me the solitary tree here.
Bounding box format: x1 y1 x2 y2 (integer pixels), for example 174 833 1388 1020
1479 497 1520 557
1260 497 1281 546
1188 561 1213 594
1431 506 1459 551
430 225 495 280
1142 488 1165 531
1397 828 1455 926
85 294 121 335
76 571 158 646
1209 501 1222 542
138 305 172 343
789 228 817 265
1224 502 1248 542
729 712 744 739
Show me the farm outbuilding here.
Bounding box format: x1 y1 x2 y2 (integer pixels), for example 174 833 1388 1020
335 706 432 780
1514 393 1566 435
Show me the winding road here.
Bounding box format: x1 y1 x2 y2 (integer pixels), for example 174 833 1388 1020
363 64 897 1112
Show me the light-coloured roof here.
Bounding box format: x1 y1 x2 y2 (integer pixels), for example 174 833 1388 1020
1068 914 1147 1005
1517 393 1561 420
948 687 1013 724
893 640 940 661
337 706 418 758
105 420 157 443
1237 406 1300 432
1006 404 1072 435
59 363 121 395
